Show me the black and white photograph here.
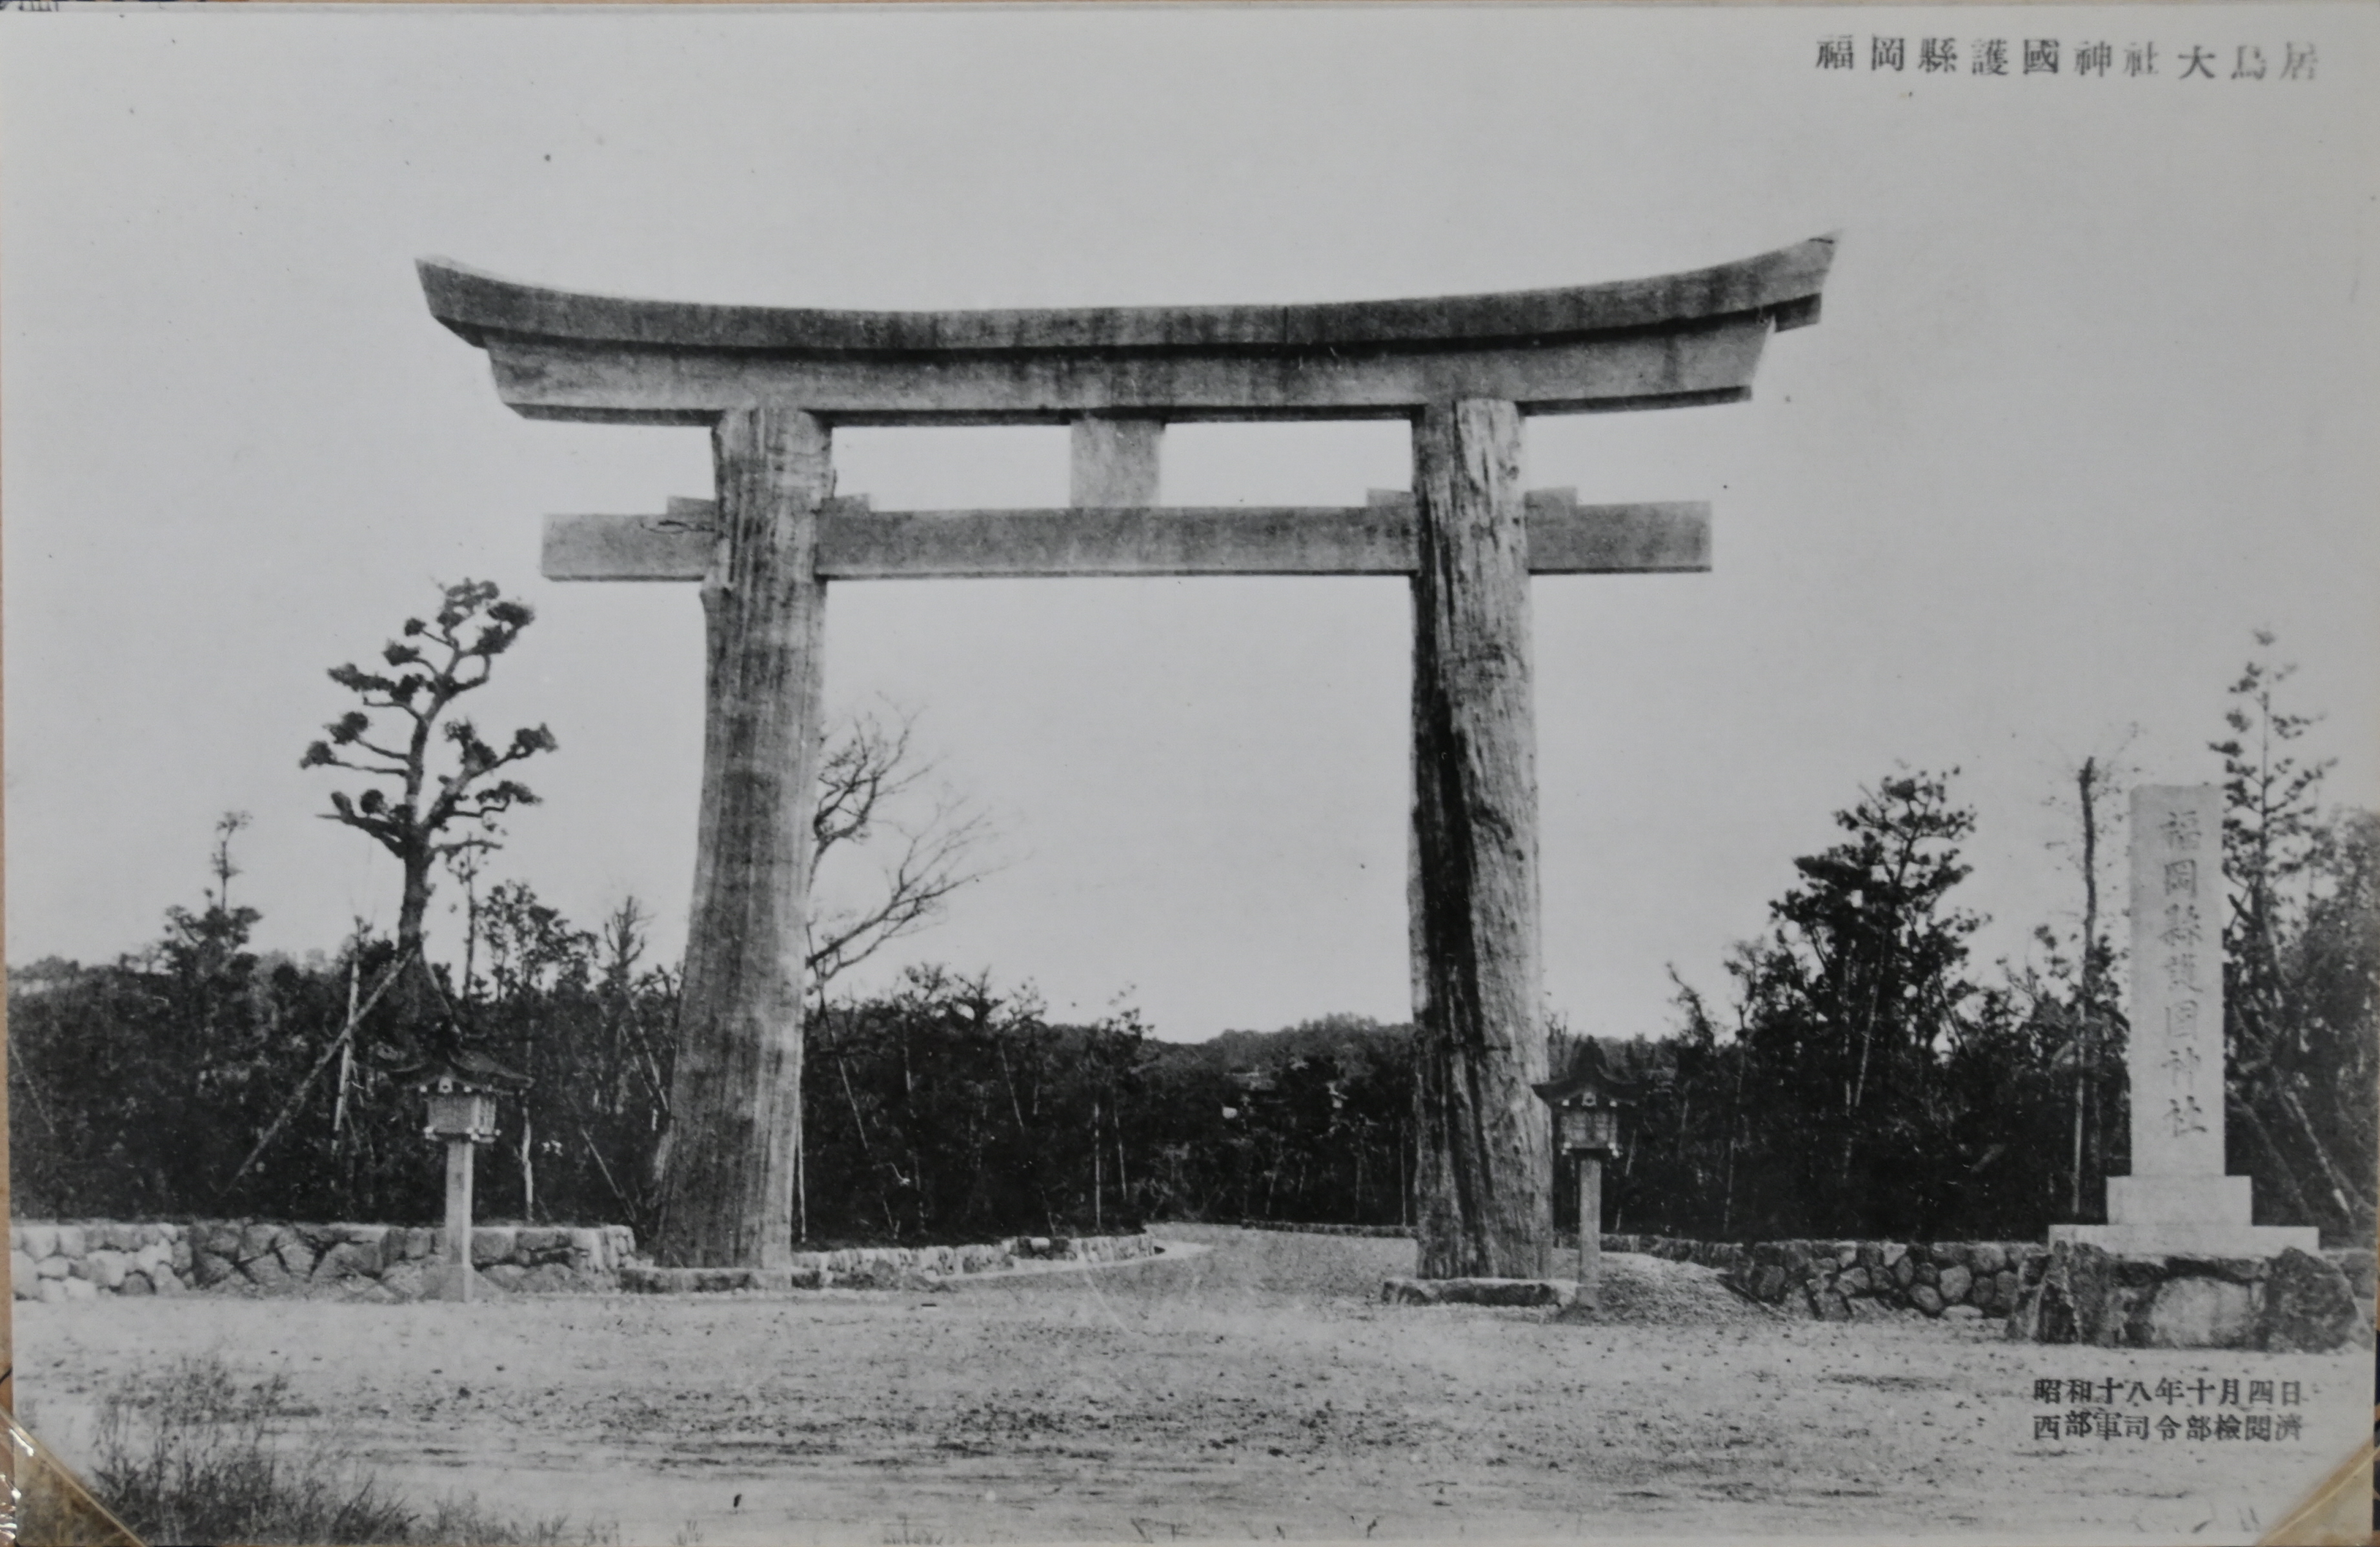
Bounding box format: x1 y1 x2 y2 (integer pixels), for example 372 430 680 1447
3 5 2375 1542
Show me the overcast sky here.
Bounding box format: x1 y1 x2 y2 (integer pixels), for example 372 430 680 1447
6 3 2376 1045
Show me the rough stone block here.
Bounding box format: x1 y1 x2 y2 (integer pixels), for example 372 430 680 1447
35 1255 70 1280
54 1226 87 1260
240 1223 285 1260
1891 1254 1917 1288
482 1263 531 1291
85 1250 130 1290
119 1271 155 1297
196 1222 243 1260
2113 1254 2171 1288
36 1281 68 1306
1911 1285 1945 1316
152 1268 187 1297
519 1262 584 1293
401 1228 438 1262
1943 1304 1984 1320
61 1277 98 1302
2142 1275 2257 1349
1938 1265 1973 1304
2322 1249 2377 1300
516 1228 570 1262
843 1261 936 1291
1969 1242 2008 1275
242 1251 292 1289
378 1262 432 1301
314 1242 382 1281
17 1226 56 1260
90 1224 136 1252
275 1239 318 1280
346 1233 392 1274
171 1238 194 1275
2027 1241 2123 1346
193 1251 238 1288
1838 1266 1871 1296
1913 1262 1939 1288
2166 1255 2267 1285
1995 1269 2019 1308
1753 1265 1787 1302
470 1228 517 1267
2257 1248 2359 1353
12 1251 39 1293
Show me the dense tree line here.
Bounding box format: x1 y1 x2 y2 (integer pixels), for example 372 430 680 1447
7 900 1424 1240
12 629 2373 1248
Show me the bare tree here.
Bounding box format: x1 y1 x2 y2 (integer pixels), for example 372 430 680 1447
2038 738 2134 1217
803 706 996 1002
299 579 557 962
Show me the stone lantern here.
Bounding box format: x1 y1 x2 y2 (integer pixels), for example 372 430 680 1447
408 1049 529 1303
1533 1068 1625 1306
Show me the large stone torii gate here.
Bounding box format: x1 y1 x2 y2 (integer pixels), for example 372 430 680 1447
419 236 1834 1277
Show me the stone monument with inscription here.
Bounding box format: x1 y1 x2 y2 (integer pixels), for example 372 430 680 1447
2050 785 2317 1257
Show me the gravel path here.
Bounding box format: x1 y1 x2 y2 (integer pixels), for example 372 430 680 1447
15 1226 2366 1544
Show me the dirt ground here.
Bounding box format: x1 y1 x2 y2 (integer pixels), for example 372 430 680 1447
14 1224 2369 1546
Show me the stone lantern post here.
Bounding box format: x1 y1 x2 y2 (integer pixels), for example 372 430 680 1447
1533 1070 1625 1308
412 1052 529 1303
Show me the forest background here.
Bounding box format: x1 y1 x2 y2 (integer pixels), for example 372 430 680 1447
10 599 2374 1253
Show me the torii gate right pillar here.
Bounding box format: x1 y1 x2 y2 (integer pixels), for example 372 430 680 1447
1409 399 1555 1279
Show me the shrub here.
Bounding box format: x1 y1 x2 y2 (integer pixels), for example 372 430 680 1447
50 1355 610 1546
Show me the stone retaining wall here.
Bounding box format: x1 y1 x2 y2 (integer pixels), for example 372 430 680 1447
619 1231 1161 1293
2004 1239 2371 1351
1601 1231 2372 1350
1602 1233 2046 1320
10 1220 636 1302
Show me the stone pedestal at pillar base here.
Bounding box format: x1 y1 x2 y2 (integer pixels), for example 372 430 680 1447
2050 1175 2317 1258
1381 1276 1578 1308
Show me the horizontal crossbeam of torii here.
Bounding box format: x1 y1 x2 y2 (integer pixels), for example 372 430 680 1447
419 236 1833 1277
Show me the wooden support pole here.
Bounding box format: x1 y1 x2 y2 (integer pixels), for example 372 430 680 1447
1408 398 1555 1280
1577 1155 1602 1306
443 1137 473 1303
654 405 831 1268
1069 417 1163 507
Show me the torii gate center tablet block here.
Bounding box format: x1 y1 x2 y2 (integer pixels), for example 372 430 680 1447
419 237 1835 1275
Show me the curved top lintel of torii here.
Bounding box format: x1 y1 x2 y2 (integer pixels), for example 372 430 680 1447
418 235 1835 426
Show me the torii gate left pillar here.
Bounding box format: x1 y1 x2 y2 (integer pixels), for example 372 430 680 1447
420 238 1834 1275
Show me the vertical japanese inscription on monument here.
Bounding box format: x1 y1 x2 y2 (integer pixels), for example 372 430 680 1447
2130 785 2224 1175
